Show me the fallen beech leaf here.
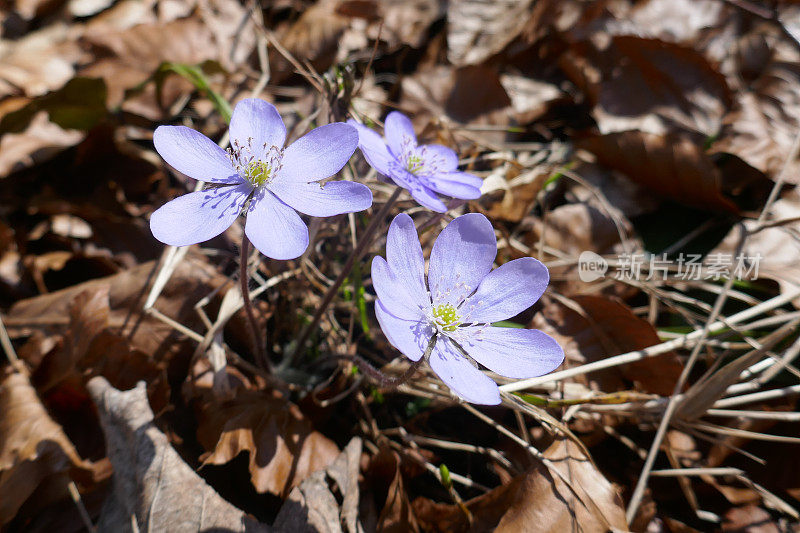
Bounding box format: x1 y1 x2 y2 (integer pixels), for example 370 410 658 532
495 439 628 532
30 285 170 411
0 111 84 179
413 439 627 532
0 23 83 99
6 256 228 361
0 368 92 524
273 437 363 533
371 0 442 50
535 294 684 395
367 447 420 532
80 17 227 118
446 0 535 66
278 0 351 75
722 505 780 533
193 376 340 497
562 36 731 137
712 187 800 306
0 77 108 134
577 130 738 212
710 49 800 183
86 377 270 532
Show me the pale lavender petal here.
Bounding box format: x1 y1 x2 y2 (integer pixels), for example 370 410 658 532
428 213 496 307
384 111 417 157
150 183 252 246
245 189 309 260
347 120 395 176
229 98 286 151
428 337 501 405
457 327 564 379
427 175 481 200
409 184 447 212
386 213 429 311
423 144 458 172
372 256 426 320
375 300 432 362
462 258 549 323
277 123 358 183
153 126 240 184
270 180 372 217
438 171 483 190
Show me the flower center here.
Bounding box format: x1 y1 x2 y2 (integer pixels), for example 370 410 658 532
243 160 272 186
432 303 460 332
228 138 284 187
406 154 424 174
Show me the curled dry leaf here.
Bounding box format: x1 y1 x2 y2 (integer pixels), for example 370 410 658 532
0 23 83 99
534 294 683 395
712 187 800 306
6 255 228 360
0 368 93 525
190 365 340 497
79 17 225 119
273 437 363 533
710 43 800 183
576 130 738 212
562 36 731 137
365 446 420 533
0 111 84 179
446 0 535 66
87 377 270 532
413 438 627 532
495 438 628 532
523 202 638 296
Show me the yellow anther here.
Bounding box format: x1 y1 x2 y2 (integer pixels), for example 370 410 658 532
244 160 272 186
432 303 460 332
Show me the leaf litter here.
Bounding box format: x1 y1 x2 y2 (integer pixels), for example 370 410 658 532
2 0 800 531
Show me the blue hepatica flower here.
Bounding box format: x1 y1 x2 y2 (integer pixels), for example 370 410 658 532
372 213 564 405
150 98 372 260
347 112 482 212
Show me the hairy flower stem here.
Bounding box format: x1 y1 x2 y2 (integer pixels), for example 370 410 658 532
240 233 271 372
325 335 436 388
285 187 403 368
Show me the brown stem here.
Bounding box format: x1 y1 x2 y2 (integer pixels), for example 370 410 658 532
240 233 271 372
285 187 403 367
321 335 436 388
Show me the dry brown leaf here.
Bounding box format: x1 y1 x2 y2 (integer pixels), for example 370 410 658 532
576 130 738 212
413 438 627 532
562 36 731 137
523 201 638 296
712 187 800 305
27 284 170 411
191 365 340 497
79 17 224 118
535 294 683 395
87 377 270 532
722 505 780 533
0 368 92 524
6 256 227 357
0 23 84 99
278 0 351 75
496 439 628 532
446 0 535 66
366 447 420 533
710 48 800 183
0 111 84 179
372 0 442 50
272 437 363 533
